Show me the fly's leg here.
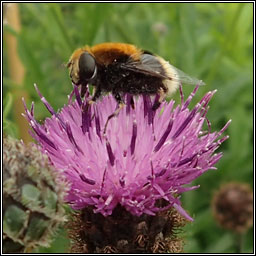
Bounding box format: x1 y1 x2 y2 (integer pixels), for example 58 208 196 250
83 86 102 122
152 88 166 111
103 91 125 134
80 83 88 98
130 95 135 109
90 85 102 103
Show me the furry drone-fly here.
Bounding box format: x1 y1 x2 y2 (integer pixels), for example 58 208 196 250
67 42 205 132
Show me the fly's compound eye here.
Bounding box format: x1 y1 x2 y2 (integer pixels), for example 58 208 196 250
78 52 97 81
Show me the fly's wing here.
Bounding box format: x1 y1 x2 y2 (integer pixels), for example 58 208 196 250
120 54 167 79
120 53 205 86
168 64 206 86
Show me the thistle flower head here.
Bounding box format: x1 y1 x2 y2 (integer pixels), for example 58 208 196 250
23 84 230 221
212 182 253 233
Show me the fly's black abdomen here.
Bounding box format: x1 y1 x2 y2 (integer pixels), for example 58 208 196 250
117 73 165 95
101 59 167 95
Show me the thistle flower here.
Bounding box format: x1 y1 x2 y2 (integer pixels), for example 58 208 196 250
23 84 230 221
24 84 230 252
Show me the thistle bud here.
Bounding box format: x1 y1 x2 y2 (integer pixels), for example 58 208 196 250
212 182 253 233
3 136 67 253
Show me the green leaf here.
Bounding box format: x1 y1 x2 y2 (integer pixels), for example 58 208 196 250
3 93 13 119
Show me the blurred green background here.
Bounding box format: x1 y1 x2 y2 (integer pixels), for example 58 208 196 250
3 3 253 253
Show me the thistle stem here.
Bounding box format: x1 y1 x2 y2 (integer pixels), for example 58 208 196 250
234 232 244 253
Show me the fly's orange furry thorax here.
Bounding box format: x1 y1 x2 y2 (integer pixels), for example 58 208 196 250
74 42 142 66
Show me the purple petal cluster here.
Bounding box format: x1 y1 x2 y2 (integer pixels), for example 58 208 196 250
23 85 230 221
